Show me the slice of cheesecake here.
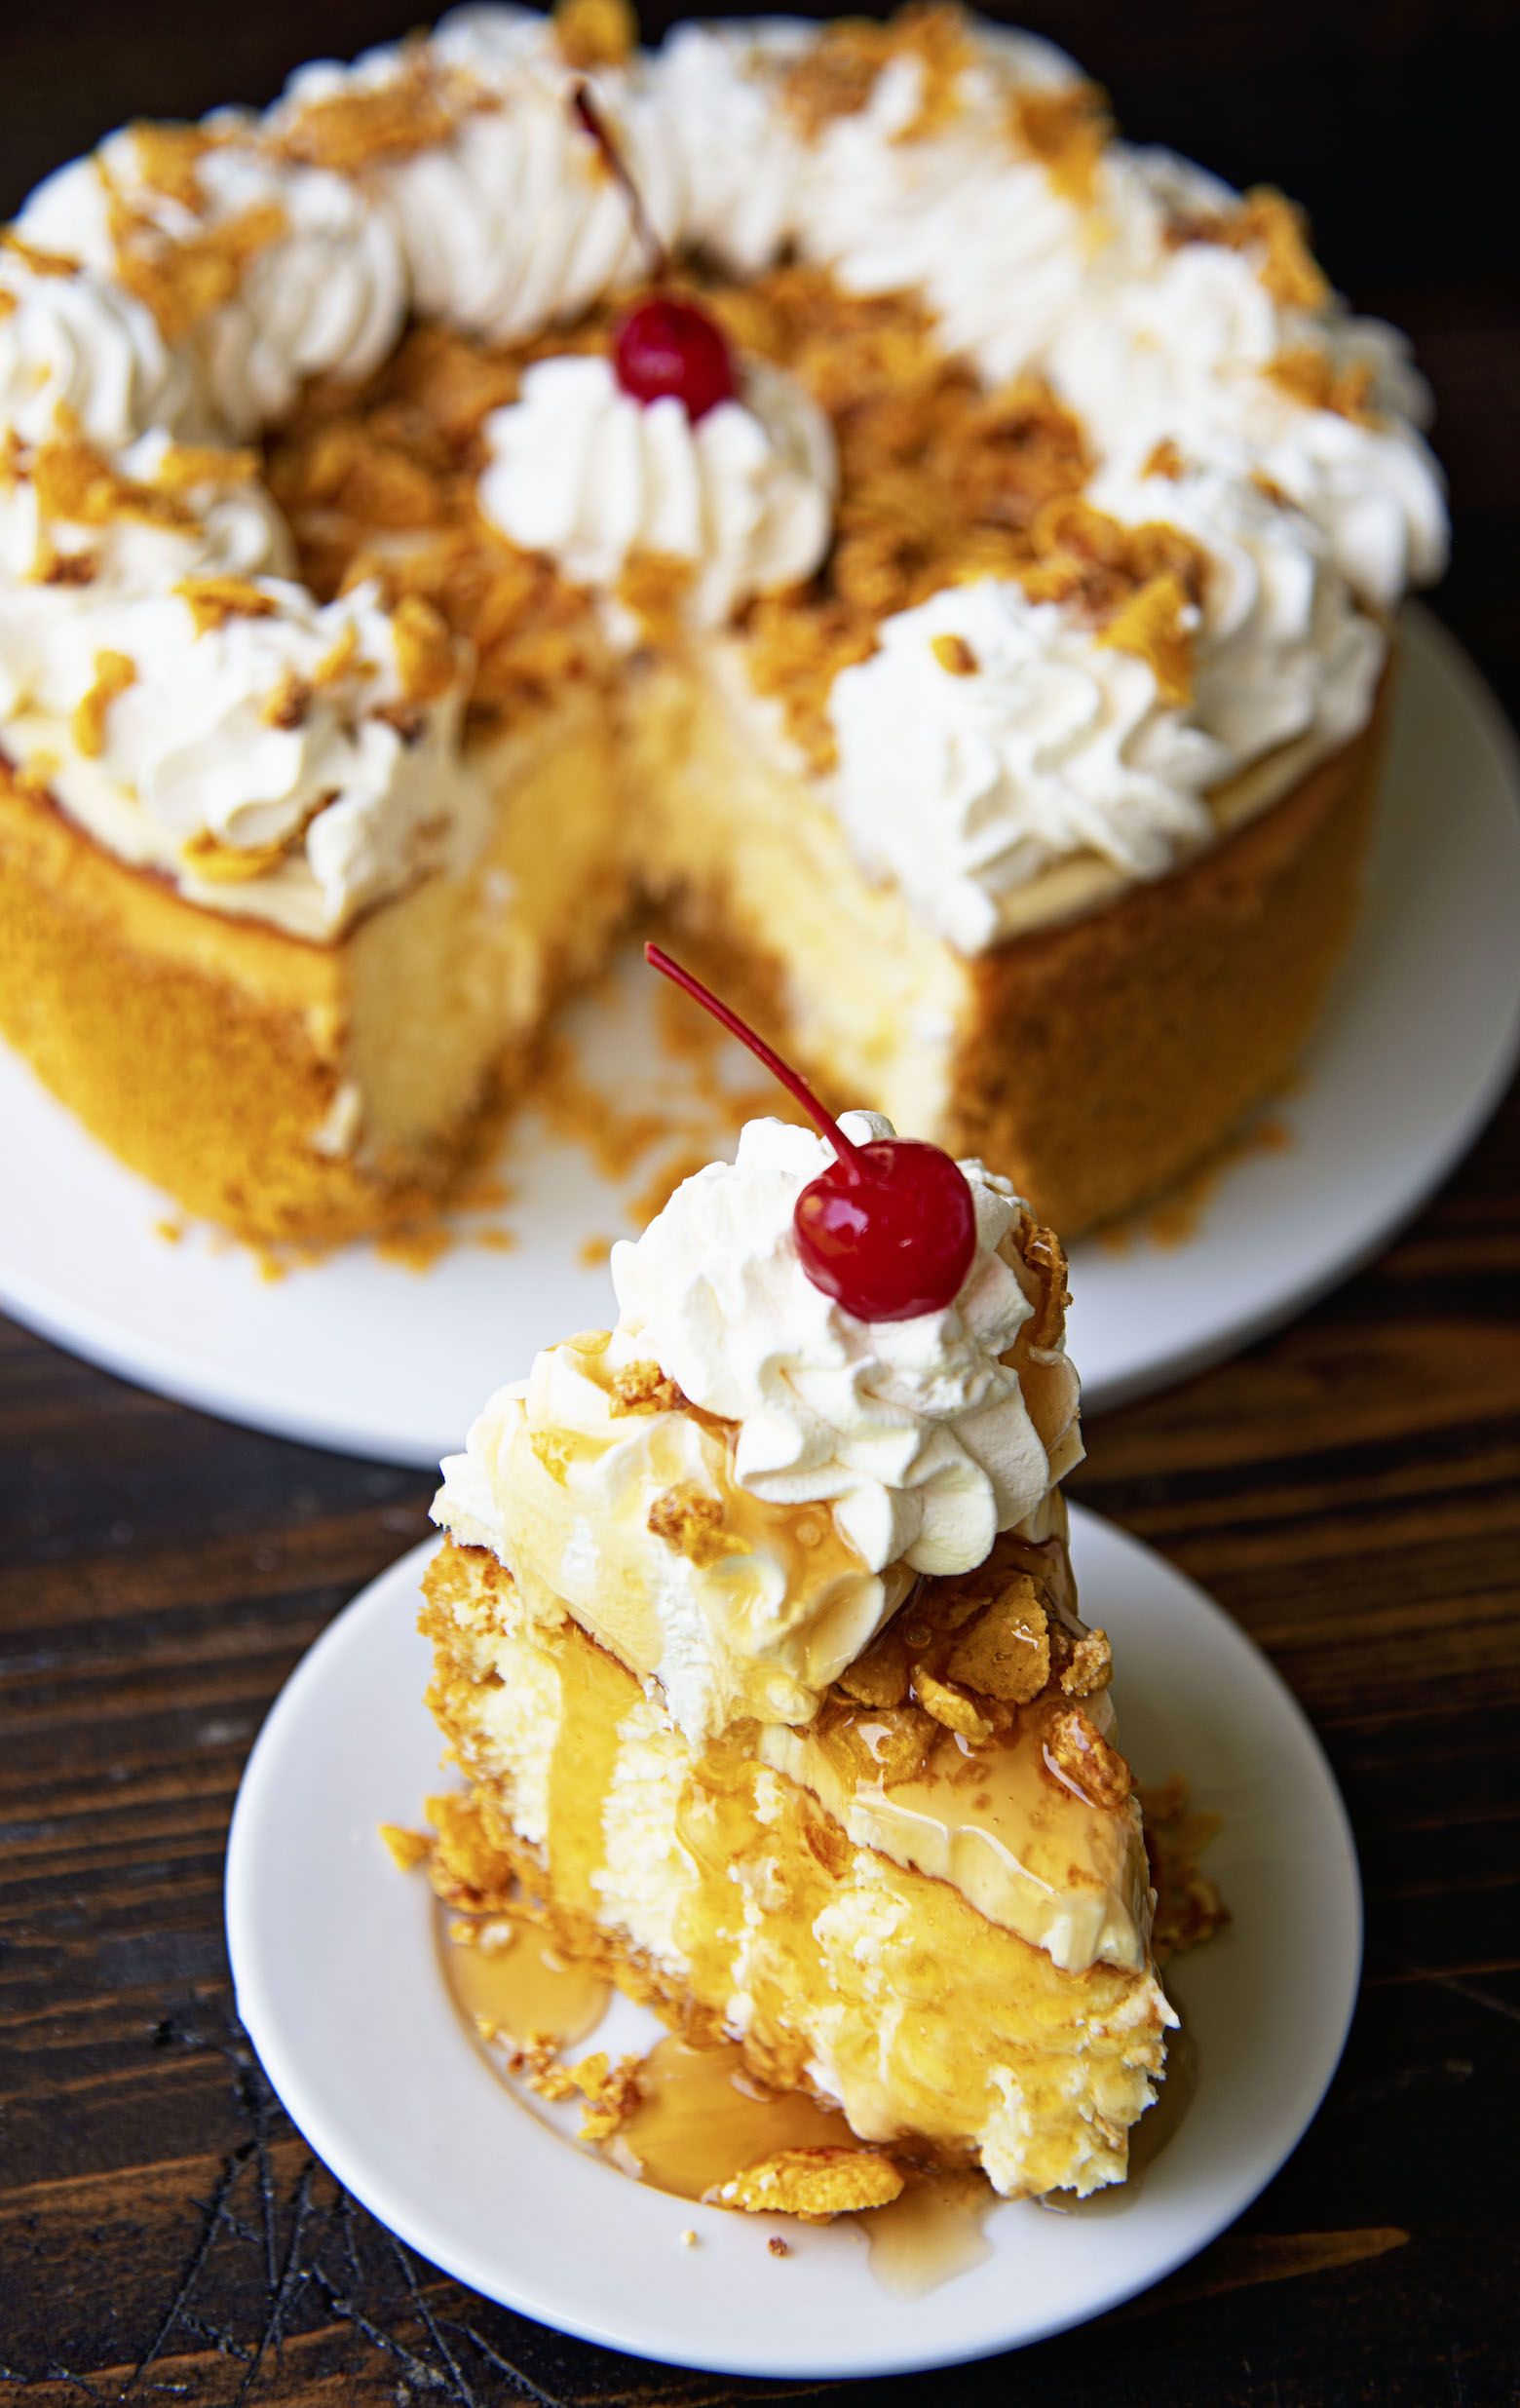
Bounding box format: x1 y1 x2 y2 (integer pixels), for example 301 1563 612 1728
422 1106 1177 2203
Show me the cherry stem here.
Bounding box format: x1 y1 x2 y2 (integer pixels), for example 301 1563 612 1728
571 83 667 285
644 943 866 1184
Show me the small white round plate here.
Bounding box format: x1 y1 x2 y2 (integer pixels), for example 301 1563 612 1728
226 1505 1361 2381
4 604 1518 1457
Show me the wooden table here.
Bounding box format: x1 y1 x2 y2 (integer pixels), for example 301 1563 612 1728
3 2 1518 2399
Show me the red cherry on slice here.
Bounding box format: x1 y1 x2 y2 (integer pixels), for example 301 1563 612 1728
645 943 977 1322
614 296 737 423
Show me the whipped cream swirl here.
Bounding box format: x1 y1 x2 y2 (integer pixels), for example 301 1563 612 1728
477 353 836 631
19 131 408 437
0 429 475 936
829 580 1228 953
0 248 190 449
610 1112 1078 1577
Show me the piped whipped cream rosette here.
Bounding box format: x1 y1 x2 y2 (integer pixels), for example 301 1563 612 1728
434 1111 1081 1742
476 352 837 632
0 422 475 936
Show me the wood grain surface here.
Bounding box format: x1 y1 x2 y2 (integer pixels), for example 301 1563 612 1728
3 1 1519 2400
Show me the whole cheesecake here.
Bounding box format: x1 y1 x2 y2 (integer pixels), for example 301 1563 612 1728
0 2 1445 1242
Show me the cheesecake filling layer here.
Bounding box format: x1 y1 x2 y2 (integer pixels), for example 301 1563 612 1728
425 1537 1175 2198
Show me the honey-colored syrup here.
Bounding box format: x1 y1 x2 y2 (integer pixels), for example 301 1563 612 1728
440 1908 610 2049
862 2171 999 2297
611 2034 848 2200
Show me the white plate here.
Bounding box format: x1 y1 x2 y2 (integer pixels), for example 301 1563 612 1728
5 604 1518 1457
226 1505 1361 2380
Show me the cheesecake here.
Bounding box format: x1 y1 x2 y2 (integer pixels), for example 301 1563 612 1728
423 1099 1179 2203
0 4 1445 1242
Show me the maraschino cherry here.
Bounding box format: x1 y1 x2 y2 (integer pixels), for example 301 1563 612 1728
571 85 737 424
645 943 977 1322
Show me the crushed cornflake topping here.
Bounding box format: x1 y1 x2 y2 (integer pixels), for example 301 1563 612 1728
31 436 197 534
264 325 603 733
1138 1774 1232 1962
378 1821 432 1871
424 1789 520 1910
616 551 698 650
124 122 216 210
608 1359 689 1416
1020 1214 1072 1352
108 195 288 344
1058 1627 1112 1698
530 1428 577 1484
719 2146 905 2221
175 574 279 634
1096 566 1197 707
263 667 314 729
910 1665 993 1741
944 1572 1050 1703
1267 345 1381 425
1045 1703 1132 1812
390 590 459 704
1011 79 1112 209
1167 183 1332 315
0 231 78 278
780 2 974 144
553 0 637 72
180 825 298 882
1143 437 1187 481
565 2048 644 2141
930 631 979 676
312 620 362 689
647 1485 746 1568
275 43 487 172
768 2236 791 2257
71 649 136 757
153 441 260 494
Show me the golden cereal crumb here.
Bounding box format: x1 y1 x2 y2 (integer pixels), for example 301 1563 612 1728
33 436 195 533
374 1221 454 1271
616 550 697 650
578 1235 615 1268
179 827 293 884
1045 1705 1132 1811
609 1359 688 1416
1060 1628 1113 1698
931 631 979 676
1267 345 1380 426
681 2228 700 2249
379 1823 432 1873
569 2048 644 2141
1144 437 1187 480
277 45 480 172
1096 567 1196 707
531 1428 578 1483
722 2147 905 2222
1 232 79 278
263 669 314 730
447 1916 478 1945
648 1486 746 1569
153 442 259 493
175 575 278 635
153 1217 186 1245
71 649 136 758
555 0 637 71
390 591 459 704
1138 1774 1232 1962
782 6 973 145
425 1789 519 1911
112 202 287 344
16 749 61 800
945 1577 1049 1703
768 2236 790 2258
1166 184 1331 315
1011 79 1112 209
475 1228 518 1253
910 1667 993 1742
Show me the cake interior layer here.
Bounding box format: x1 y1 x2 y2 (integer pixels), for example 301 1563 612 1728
423 1539 1173 2200
2 646 1387 1242
0 686 627 1244
634 651 1391 1237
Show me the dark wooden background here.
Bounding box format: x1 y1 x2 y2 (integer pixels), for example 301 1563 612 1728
3 3 1518 2401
